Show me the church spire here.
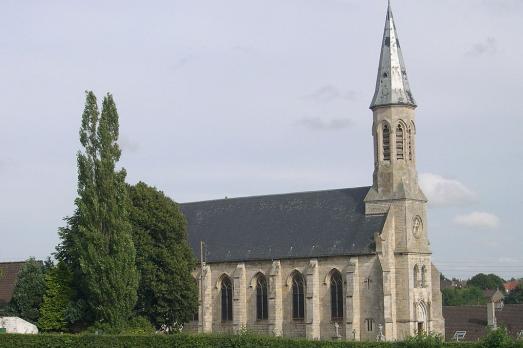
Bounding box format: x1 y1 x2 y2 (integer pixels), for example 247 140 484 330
370 1 416 109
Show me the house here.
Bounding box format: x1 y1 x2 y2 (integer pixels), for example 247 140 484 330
443 304 523 341
0 262 26 307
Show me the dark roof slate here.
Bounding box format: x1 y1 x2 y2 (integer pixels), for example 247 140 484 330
180 186 385 263
443 304 523 341
0 262 25 306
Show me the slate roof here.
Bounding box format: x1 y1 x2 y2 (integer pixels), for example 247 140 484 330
443 304 523 341
0 262 25 306
180 186 386 263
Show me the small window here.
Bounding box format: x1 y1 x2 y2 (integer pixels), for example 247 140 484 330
396 124 404 160
364 277 372 290
256 275 268 320
365 318 374 332
292 272 305 320
382 124 391 161
414 265 420 288
330 270 343 321
221 276 233 321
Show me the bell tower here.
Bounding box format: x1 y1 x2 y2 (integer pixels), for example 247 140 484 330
365 2 445 340
365 0 424 203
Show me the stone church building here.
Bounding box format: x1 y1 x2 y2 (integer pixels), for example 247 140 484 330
182 3 445 341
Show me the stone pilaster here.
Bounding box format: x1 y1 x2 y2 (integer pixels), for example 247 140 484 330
305 259 320 340
199 264 213 333
232 263 247 331
345 259 360 341
267 260 283 336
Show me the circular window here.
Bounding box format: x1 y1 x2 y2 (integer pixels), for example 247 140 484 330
412 216 423 239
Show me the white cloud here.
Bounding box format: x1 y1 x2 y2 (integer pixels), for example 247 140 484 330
419 173 477 206
453 212 500 229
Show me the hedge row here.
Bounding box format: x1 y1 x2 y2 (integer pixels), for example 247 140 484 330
0 333 519 348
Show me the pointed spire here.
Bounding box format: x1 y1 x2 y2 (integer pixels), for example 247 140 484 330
370 1 416 109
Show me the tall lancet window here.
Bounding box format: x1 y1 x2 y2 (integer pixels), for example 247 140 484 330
414 265 420 288
421 266 427 288
292 272 305 320
221 276 233 321
396 124 404 160
408 126 413 160
382 124 391 161
256 275 268 320
330 270 344 321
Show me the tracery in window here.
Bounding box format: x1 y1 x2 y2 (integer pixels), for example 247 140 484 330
330 270 343 321
292 272 305 320
221 276 233 321
256 274 268 320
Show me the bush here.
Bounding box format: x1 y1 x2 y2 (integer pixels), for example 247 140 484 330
0 332 522 348
480 328 514 348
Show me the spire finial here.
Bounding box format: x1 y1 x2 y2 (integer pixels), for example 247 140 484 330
370 1 416 109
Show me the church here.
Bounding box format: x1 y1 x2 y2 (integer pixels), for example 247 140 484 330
181 3 445 341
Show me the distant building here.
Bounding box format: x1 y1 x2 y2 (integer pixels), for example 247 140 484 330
0 261 26 307
443 304 523 341
504 280 520 294
0 317 38 334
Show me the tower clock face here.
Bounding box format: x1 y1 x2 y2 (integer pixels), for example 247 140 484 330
412 216 423 239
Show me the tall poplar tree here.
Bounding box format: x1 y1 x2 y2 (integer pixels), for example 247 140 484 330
58 91 138 327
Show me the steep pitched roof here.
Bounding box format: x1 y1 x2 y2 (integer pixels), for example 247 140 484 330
443 304 523 341
370 1 416 109
181 186 385 263
0 262 25 306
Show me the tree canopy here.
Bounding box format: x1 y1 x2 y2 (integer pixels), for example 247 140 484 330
128 182 198 327
467 273 505 290
8 258 47 323
57 91 138 328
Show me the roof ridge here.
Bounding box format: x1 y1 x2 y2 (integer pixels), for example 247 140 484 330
0 261 27 265
181 186 371 205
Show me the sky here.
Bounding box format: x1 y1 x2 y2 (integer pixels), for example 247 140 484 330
0 0 522 280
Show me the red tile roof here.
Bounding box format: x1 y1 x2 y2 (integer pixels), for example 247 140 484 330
504 280 519 293
0 262 26 306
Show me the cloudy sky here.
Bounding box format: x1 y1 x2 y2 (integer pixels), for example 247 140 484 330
1 0 522 279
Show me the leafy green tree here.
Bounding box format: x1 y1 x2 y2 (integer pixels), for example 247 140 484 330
8 258 46 323
467 273 505 290
442 286 486 306
57 91 138 328
128 182 198 327
505 283 523 304
38 263 74 331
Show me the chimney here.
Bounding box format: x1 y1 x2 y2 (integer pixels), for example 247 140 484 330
487 301 497 329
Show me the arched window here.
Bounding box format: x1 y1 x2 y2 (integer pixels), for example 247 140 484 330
192 277 199 321
421 266 427 288
221 276 233 321
408 126 413 160
396 124 404 160
292 272 305 320
413 265 420 288
382 124 391 161
330 270 343 321
256 275 268 320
